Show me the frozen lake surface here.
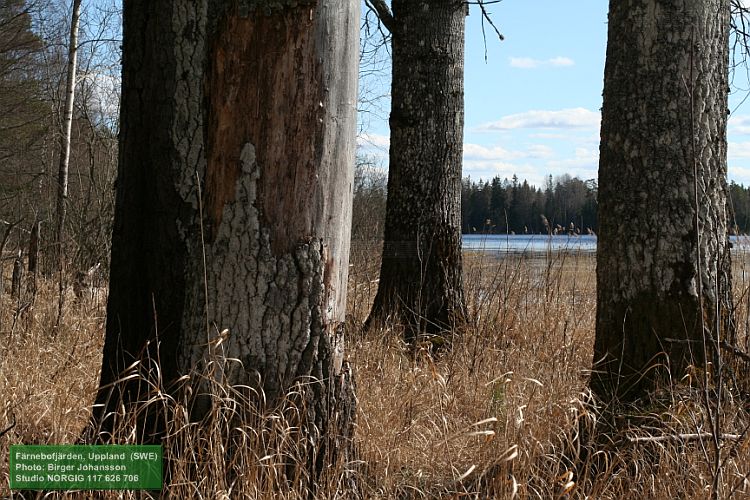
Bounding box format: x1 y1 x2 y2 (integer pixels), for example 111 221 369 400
462 234 750 255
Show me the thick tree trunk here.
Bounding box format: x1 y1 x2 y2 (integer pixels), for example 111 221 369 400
93 0 358 482
367 0 468 344
592 0 733 403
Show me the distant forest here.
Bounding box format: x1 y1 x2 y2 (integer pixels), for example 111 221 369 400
461 174 598 235
729 182 750 234
461 176 750 236
353 164 750 238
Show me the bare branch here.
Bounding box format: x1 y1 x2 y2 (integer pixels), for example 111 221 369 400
365 0 394 33
730 0 750 106
469 0 505 62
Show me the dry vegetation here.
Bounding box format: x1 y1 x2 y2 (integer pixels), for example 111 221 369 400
2 244 750 498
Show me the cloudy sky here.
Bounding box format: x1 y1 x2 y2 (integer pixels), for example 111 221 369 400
358 0 750 188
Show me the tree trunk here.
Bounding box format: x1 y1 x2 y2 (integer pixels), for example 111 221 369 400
367 0 468 344
27 220 39 298
11 250 23 301
56 0 81 270
0 220 19 302
55 0 82 328
592 0 733 403
93 0 359 484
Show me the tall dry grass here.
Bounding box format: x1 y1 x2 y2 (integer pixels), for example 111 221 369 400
0 245 750 498
349 243 750 498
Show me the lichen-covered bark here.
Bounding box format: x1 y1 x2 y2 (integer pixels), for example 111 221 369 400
367 0 468 343
592 0 733 402
94 0 358 479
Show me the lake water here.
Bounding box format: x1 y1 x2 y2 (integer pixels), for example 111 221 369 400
463 234 750 255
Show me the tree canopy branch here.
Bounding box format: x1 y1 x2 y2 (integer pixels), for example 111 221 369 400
365 0 394 34
468 0 505 62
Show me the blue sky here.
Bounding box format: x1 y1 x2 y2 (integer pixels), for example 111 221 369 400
357 0 750 188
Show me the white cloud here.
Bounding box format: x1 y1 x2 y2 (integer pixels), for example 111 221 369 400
546 147 599 180
463 160 545 186
527 144 556 158
729 141 750 159
549 56 575 67
548 147 598 167
463 145 592 187
729 165 750 185
476 108 601 131
357 132 390 151
509 57 539 69
463 143 555 162
729 115 750 135
509 56 575 69
529 132 569 140
77 70 121 127
463 143 521 161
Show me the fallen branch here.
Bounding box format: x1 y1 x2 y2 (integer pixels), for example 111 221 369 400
664 337 750 363
628 432 741 444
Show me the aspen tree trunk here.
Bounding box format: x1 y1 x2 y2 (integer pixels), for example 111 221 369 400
93 0 359 482
592 0 734 403
367 0 468 344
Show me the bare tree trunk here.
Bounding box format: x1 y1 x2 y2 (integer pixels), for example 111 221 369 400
592 0 733 403
55 0 82 323
56 0 81 265
11 250 23 302
92 0 359 487
367 0 468 344
27 220 39 299
0 220 19 301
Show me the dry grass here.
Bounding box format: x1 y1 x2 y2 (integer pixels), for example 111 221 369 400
1 247 750 498
349 245 750 499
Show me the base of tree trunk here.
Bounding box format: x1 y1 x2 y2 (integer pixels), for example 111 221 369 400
87 352 358 496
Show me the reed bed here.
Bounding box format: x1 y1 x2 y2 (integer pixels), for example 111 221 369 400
0 246 749 498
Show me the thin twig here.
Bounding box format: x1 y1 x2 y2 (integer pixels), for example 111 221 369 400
0 414 16 438
473 0 504 62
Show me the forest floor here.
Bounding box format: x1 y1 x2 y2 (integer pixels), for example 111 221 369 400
1 248 750 498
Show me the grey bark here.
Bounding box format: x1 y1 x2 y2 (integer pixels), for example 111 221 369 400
592 0 734 403
367 0 468 344
93 0 359 486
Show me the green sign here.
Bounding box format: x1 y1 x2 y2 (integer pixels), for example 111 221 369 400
9 445 162 490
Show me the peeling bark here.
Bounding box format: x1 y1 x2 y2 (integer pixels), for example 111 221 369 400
94 0 358 483
592 0 734 403
367 0 468 344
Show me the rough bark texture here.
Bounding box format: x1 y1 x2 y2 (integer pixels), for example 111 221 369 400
592 0 733 403
367 0 468 343
94 0 358 481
